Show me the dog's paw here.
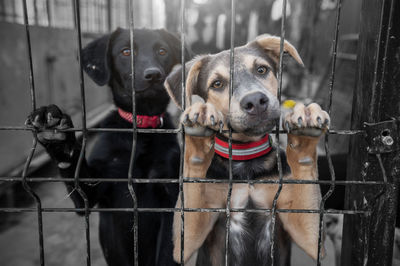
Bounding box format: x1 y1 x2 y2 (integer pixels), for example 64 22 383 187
283 103 330 137
181 102 224 137
26 104 74 144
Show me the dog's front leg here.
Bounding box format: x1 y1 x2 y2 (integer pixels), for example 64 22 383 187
278 103 330 260
173 102 225 263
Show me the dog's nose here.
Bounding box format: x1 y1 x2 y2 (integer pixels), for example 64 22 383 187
143 68 163 82
240 92 269 115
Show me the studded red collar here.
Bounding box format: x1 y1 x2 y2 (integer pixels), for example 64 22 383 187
214 134 272 160
118 108 164 128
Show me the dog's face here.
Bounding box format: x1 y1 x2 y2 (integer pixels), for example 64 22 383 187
82 28 190 114
165 35 303 137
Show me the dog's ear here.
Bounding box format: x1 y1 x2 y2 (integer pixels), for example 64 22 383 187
157 29 193 64
164 55 208 109
250 34 304 67
81 28 121 86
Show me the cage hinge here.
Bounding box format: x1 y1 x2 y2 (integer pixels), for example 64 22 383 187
364 119 400 154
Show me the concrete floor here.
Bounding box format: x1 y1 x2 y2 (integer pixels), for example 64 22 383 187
0 165 336 266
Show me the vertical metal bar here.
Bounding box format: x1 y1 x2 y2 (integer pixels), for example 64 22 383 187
73 1 91 265
0 0 5 22
341 0 400 265
317 0 342 264
33 0 39 25
107 0 112 31
179 0 186 264
46 0 52 26
224 0 235 264
270 0 287 264
127 1 139 265
12 0 17 23
21 0 44 265
72 0 77 29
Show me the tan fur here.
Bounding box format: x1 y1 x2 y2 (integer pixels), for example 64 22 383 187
254 34 304 66
168 34 329 264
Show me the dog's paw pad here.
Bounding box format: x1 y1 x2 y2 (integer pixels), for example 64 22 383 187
284 103 330 136
26 105 73 144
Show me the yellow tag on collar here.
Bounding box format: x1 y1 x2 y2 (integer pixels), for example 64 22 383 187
283 99 296 109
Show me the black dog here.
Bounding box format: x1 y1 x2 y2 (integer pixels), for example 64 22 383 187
26 28 189 266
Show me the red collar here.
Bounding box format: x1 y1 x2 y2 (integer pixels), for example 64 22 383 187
214 134 272 160
118 108 164 128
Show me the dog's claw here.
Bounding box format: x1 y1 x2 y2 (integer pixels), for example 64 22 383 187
285 121 290 133
25 118 31 127
32 115 41 127
317 117 322 128
183 114 189 124
193 113 199 124
297 117 303 128
219 121 224 133
47 112 53 123
210 115 215 126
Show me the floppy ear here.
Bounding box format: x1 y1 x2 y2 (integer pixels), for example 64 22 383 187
164 55 208 109
157 29 193 64
81 28 121 86
250 34 304 67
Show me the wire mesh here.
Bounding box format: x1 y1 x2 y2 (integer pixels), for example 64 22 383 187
1 0 398 265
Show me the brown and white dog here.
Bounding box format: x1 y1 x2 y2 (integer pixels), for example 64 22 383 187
164 34 330 266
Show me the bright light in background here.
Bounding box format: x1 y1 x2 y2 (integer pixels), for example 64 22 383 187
153 0 166 28
193 0 209 5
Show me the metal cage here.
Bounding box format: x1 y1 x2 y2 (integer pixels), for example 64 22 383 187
0 0 399 265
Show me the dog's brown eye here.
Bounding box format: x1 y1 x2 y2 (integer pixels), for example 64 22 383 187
212 80 223 89
159 48 167 56
122 48 131 56
257 66 268 74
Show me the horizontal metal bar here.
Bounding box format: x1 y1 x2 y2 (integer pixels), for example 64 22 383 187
0 207 370 215
0 126 365 135
0 177 389 185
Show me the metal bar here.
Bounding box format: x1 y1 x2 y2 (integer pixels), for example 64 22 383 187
0 126 366 135
46 0 52 26
317 0 342 264
179 0 186 263
12 0 17 23
341 0 400 265
72 0 77 28
0 177 389 185
127 0 139 265
270 0 287 263
33 0 39 25
73 1 91 265
21 1 45 265
0 207 370 215
107 0 112 31
224 0 236 264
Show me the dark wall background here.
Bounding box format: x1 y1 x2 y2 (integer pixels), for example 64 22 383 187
0 22 112 175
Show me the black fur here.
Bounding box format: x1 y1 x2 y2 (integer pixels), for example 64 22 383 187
27 28 189 266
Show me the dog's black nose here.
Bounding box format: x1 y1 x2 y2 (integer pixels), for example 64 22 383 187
144 68 163 82
240 92 269 115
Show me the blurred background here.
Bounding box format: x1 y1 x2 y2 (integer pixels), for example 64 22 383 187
0 0 368 265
